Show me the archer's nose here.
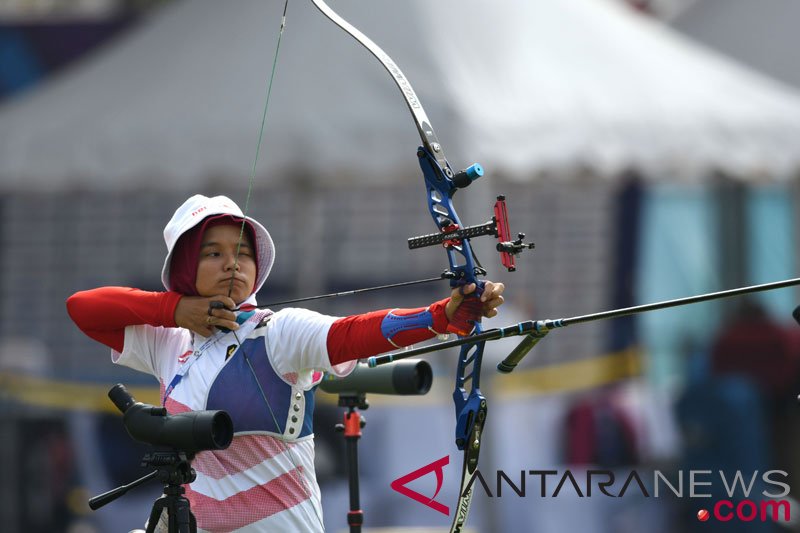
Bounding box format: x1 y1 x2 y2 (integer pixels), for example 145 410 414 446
224 257 241 271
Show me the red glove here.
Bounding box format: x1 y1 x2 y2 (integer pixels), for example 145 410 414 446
446 294 484 337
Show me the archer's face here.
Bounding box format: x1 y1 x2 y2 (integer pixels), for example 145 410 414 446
195 224 257 304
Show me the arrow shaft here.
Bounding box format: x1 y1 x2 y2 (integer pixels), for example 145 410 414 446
563 276 800 326
369 277 800 367
258 275 450 308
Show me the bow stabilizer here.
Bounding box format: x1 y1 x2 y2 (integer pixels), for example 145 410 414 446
368 276 800 373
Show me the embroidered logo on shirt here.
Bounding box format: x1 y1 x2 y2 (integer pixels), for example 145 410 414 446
226 344 238 360
254 311 274 330
177 349 193 364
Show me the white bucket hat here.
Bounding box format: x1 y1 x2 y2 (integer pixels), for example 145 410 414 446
161 194 275 294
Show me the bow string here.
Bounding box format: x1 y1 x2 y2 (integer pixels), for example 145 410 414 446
224 1 328 530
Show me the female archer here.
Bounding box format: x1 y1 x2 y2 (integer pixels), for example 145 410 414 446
67 193 505 532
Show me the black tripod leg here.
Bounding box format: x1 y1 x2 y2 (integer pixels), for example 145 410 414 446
170 495 196 533
146 497 167 533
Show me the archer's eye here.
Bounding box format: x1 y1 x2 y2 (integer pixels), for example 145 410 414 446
236 245 254 258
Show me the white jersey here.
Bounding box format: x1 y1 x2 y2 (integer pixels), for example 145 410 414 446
113 307 356 532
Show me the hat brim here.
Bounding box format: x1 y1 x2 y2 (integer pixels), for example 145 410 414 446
161 215 275 294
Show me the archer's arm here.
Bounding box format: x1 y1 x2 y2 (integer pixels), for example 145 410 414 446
66 287 182 351
327 298 451 365
327 281 505 365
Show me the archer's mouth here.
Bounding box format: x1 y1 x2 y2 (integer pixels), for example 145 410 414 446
221 277 248 286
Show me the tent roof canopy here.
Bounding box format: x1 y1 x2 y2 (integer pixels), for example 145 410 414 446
2 0 800 191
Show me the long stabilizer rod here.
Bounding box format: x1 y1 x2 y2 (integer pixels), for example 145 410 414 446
367 277 800 371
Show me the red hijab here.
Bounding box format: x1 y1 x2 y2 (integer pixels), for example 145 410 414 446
169 215 258 296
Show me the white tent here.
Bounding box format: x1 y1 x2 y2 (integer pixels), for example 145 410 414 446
1 0 800 191
673 0 800 91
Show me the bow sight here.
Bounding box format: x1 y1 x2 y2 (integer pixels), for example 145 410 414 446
408 194 535 273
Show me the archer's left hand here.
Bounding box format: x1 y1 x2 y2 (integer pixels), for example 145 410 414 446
445 281 505 336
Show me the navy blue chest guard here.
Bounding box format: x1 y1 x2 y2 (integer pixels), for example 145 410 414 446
206 337 315 438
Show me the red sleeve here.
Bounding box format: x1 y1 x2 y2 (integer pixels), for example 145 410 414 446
327 298 450 366
66 287 183 352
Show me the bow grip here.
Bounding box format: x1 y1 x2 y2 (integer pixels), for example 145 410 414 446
446 280 485 337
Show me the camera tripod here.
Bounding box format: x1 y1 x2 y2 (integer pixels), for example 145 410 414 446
334 393 369 533
89 450 198 533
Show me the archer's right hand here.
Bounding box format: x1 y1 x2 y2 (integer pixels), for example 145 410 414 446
174 295 239 337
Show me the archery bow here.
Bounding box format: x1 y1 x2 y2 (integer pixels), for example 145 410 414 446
308 1 532 531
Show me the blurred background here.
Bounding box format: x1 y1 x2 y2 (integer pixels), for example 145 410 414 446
2 0 800 531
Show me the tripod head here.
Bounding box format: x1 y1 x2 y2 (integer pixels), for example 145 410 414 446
88 450 196 511
89 384 234 533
